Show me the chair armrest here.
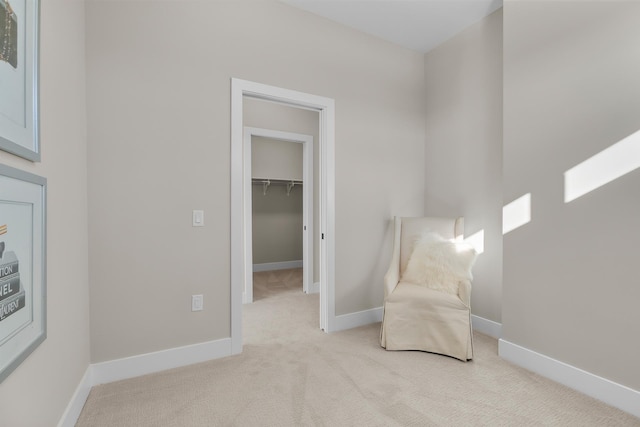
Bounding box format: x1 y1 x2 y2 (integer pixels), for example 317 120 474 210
458 279 472 308
383 264 399 298
384 217 402 298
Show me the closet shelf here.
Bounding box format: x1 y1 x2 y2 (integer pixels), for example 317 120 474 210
252 178 303 196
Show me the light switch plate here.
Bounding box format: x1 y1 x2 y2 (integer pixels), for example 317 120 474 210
192 210 204 227
192 294 203 311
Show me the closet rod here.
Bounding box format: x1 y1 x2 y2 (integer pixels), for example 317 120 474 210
251 178 303 185
251 178 303 196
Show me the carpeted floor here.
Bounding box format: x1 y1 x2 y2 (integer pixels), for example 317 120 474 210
76 268 640 426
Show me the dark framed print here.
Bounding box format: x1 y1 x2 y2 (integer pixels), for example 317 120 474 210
0 0 39 162
0 164 46 382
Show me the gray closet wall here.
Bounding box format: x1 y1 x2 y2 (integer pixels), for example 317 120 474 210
251 137 303 264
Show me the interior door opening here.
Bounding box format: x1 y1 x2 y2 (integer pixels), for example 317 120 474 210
231 78 336 355
243 127 315 304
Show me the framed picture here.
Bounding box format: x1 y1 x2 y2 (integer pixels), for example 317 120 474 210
0 0 39 162
0 164 46 383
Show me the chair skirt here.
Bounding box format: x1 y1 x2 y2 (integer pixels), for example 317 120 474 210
380 281 473 361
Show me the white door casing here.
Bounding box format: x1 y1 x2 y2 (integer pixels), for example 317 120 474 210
231 78 336 355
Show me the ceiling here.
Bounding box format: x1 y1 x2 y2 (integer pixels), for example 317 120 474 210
282 0 503 53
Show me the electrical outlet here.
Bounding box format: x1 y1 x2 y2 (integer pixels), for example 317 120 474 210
192 294 203 311
192 210 204 227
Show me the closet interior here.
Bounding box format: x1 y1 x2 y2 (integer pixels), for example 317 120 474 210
250 136 305 300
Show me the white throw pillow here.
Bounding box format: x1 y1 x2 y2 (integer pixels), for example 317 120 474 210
401 232 477 295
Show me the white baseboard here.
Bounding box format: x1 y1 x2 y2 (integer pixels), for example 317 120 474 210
58 338 233 426
91 338 232 385
308 281 320 294
471 314 502 339
333 307 383 332
253 260 303 272
330 309 501 338
57 367 93 427
499 339 640 419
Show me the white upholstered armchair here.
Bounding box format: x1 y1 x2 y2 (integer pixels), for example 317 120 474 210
379 216 476 361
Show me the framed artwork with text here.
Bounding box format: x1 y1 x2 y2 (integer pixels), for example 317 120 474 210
0 0 39 162
0 164 46 383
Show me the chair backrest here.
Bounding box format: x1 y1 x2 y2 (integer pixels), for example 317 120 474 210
398 216 464 277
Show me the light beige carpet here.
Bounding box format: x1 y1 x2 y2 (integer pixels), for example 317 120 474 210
76 269 640 426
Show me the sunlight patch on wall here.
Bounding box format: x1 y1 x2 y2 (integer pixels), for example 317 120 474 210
503 193 531 235
465 229 485 255
564 129 640 203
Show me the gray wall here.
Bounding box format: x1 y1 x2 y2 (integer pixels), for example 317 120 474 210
252 183 303 265
503 0 640 390
86 0 425 362
423 9 503 322
252 137 303 264
251 136 303 181
0 1 90 425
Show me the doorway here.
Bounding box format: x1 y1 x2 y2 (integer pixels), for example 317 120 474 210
243 127 315 303
231 78 336 355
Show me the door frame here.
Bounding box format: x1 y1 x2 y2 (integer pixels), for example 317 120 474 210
231 78 336 355
243 126 314 303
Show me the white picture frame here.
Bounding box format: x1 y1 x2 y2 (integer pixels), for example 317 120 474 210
0 164 46 383
0 0 39 162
